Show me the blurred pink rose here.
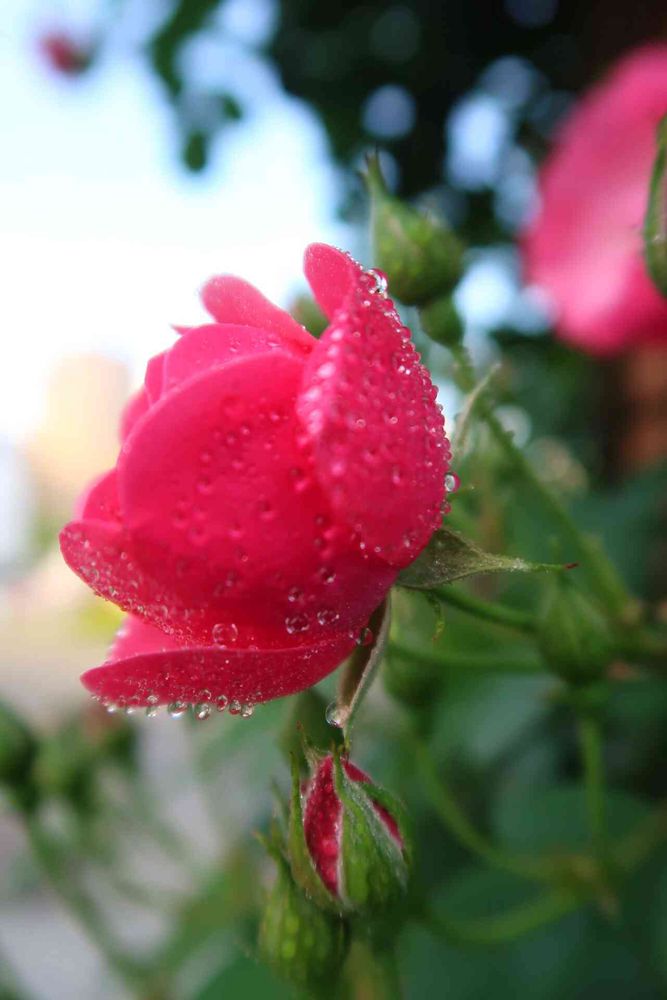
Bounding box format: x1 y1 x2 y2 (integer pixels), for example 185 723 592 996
38 31 91 77
523 45 667 355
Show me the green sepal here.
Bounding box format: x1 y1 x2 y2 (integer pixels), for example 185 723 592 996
258 847 348 994
538 576 616 685
332 749 409 914
287 754 340 913
365 153 463 306
398 526 565 589
644 114 667 298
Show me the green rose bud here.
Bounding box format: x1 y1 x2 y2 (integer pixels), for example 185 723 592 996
259 851 347 994
288 750 411 916
365 152 463 306
538 576 615 685
419 294 465 347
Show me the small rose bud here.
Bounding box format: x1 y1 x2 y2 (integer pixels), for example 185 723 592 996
419 294 465 348
38 32 92 77
538 576 615 685
289 751 410 915
259 852 347 993
366 153 463 306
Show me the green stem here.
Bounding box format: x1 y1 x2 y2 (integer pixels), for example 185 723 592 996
613 804 667 872
449 344 630 620
24 815 145 991
410 734 550 882
389 640 542 675
577 714 607 860
434 585 536 635
420 891 579 947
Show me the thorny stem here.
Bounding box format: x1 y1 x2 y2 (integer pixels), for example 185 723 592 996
448 343 631 620
410 733 551 882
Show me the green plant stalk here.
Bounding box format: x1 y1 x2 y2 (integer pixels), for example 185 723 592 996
420 890 579 947
411 734 550 882
577 714 607 861
389 640 542 675
434 585 536 634
448 344 630 620
24 815 146 991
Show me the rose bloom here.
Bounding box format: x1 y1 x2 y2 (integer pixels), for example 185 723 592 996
522 44 667 355
60 244 450 714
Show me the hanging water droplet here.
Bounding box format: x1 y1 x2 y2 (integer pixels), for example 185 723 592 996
168 701 189 719
212 622 239 646
240 703 254 718
325 701 344 728
445 472 461 493
106 703 120 714
228 699 242 715
357 626 374 647
193 703 211 721
216 694 229 713
124 705 139 716
145 704 160 718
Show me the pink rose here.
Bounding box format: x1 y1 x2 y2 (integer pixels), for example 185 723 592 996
522 45 667 355
60 245 450 714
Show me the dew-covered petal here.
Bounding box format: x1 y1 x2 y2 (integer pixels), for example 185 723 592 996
201 275 314 356
163 323 288 392
303 243 358 319
117 351 397 643
75 469 121 526
119 388 150 442
81 615 357 707
299 247 449 567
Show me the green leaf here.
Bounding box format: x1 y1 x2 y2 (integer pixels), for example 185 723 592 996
644 114 667 297
398 527 563 589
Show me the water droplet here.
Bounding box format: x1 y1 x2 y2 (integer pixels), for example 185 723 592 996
317 608 339 626
285 613 310 635
216 694 229 712
228 699 242 715
240 703 254 718
168 701 189 719
357 626 374 647
318 566 336 585
145 704 160 718
325 701 344 727
193 703 211 721
445 472 461 493
212 622 239 646
124 706 139 716
287 586 303 603
106 703 120 714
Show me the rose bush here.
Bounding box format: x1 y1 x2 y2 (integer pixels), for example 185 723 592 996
60 244 450 711
522 44 667 355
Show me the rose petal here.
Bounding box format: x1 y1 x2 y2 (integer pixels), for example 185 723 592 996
303 243 358 319
75 469 121 526
163 323 288 392
117 351 396 644
299 246 449 566
82 615 356 707
144 351 168 403
201 275 314 356
119 388 150 442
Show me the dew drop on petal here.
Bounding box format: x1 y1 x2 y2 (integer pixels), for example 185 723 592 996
194 703 211 721
212 622 239 646
241 703 254 718
445 472 461 493
216 694 229 713
228 699 242 715
325 701 344 728
168 701 189 719
357 626 374 647
285 613 310 635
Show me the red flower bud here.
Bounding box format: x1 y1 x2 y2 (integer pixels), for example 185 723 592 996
289 751 410 914
38 32 92 77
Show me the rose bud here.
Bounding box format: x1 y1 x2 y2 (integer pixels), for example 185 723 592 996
60 244 450 715
259 850 347 993
522 44 667 355
538 576 615 686
38 31 92 77
366 153 463 307
289 751 410 915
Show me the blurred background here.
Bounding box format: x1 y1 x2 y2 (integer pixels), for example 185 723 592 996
1 1 667 997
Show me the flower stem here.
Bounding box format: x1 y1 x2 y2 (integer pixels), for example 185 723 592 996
410 734 550 882
420 891 579 947
24 814 146 991
434 585 536 634
577 713 607 861
389 640 542 675
448 343 631 620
